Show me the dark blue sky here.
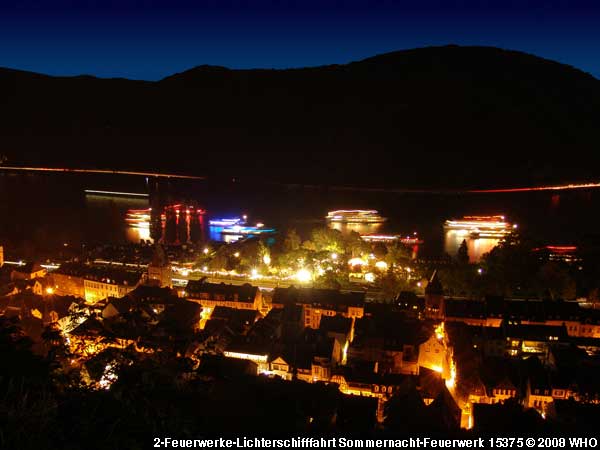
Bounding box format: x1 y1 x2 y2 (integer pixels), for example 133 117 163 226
1 0 599 80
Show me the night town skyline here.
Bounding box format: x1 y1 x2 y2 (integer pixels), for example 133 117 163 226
2 2 600 447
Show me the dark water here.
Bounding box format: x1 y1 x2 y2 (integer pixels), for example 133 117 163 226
1 172 598 261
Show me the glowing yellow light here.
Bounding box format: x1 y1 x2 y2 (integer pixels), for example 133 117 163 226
364 272 375 283
296 268 312 283
203 248 209 254
435 322 445 340
375 261 388 270
331 253 338 260
45 287 54 294
202 266 208 271
342 341 349 365
445 361 456 390
263 254 271 265
431 365 443 373
348 257 366 266
234 252 240 258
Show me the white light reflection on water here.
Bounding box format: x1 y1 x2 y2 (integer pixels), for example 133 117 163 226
444 230 500 263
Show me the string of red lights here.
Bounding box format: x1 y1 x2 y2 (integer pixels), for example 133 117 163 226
0 166 204 180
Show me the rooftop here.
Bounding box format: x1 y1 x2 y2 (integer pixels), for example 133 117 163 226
186 280 258 303
272 286 365 309
54 262 142 286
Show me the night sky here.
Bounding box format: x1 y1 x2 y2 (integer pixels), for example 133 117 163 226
1 0 599 81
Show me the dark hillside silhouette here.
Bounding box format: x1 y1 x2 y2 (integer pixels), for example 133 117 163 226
2 45 599 188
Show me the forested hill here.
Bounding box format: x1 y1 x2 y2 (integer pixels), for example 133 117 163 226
2 45 599 188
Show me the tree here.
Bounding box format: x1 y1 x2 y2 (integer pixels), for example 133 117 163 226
208 252 228 271
385 243 411 268
311 227 344 253
376 273 409 301
346 231 369 257
535 261 576 300
283 229 302 252
315 270 343 290
457 239 469 265
301 240 316 252
480 234 544 298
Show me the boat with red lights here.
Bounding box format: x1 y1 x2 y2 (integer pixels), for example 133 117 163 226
444 215 517 238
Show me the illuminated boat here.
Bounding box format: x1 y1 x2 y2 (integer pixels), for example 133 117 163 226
361 233 423 245
221 224 275 236
326 210 387 224
209 216 247 226
444 215 517 238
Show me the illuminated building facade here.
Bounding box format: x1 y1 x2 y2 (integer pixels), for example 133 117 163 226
52 263 143 304
186 280 262 311
418 334 449 376
83 276 140 304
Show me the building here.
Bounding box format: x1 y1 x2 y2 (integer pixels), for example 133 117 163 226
424 271 444 319
186 280 262 311
488 377 518 404
147 244 172 288
0 245 3 267
418 334 448 376
444 297 600 339
52 263 143 304
349 312 425 375
52 263 86 298
272 286 365 329
223 340 270 372
11 262 47 281
209 306 261 334
526 375 554 415
83 271 142 304
319 315 354 363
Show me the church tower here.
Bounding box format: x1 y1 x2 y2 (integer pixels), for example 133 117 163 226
147 244 172 288
424 270 445 319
